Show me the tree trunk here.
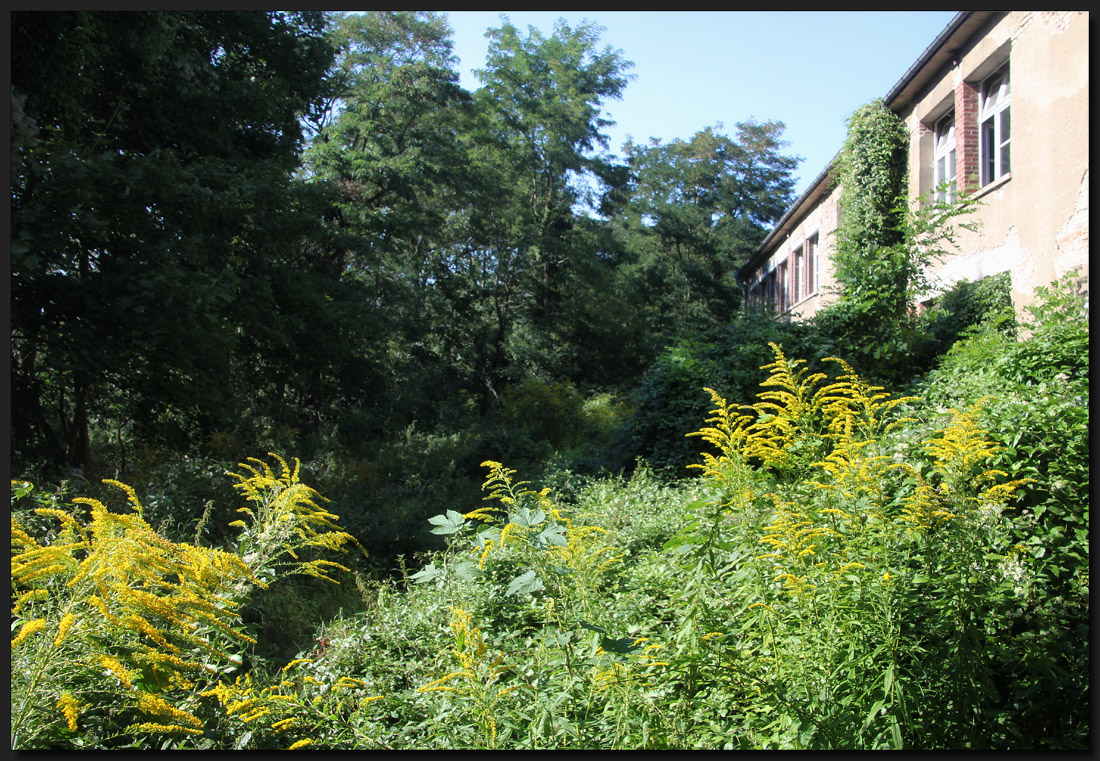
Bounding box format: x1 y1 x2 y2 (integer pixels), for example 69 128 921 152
67 372 92 471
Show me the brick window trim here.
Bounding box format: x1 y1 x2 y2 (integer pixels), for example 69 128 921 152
955 79 981 194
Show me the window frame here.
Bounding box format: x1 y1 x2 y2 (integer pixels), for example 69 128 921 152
933 111 957 202
804 232 819 298
776 259 789 313
979 62 1011 187
790 240 804 304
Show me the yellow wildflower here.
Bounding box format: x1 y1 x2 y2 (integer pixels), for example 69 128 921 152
53 613 77 647
57 692 82 732
126 722 202 735
11 589 49 615
271 717 298 733
288 739 315 750
99 654 135 689
137 692 202 729
11 618 47 649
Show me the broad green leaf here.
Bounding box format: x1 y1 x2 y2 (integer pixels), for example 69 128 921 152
533 522 567 548
409 563 443 584
427 509 467 535
509 507 546 527
451 560 482 581
506 570 544 596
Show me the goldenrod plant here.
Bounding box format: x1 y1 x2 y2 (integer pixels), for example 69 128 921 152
11 479 258 748
677 344 1035 749
227 453 367 588
11 455 372 750
416 608 519 749
9 284 1086 749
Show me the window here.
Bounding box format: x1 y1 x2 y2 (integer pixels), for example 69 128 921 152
979 63 1010 186
933 111 957 202
777 260 789 313
749 280 762 310
804 233 818 296
791 242 803 304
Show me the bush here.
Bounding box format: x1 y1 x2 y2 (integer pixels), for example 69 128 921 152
622 311 815 475
11 455 378 750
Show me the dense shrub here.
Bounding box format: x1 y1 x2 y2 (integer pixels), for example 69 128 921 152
622 310 816 475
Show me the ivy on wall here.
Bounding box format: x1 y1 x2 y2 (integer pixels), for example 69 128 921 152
813 98 982 384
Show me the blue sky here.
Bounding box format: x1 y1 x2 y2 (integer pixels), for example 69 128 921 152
443 10 960 198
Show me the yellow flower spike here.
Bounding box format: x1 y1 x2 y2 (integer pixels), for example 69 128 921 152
101 479 145 515
11 517 41 549
226 698 260 716
137 693 202 729
11 618 47 649
53 613 77 647
99 655 135 689
499 522 521 546
271 717 298 733
11 588 49 615
288 739 315 750
57 692 82 732
477 539 494 570
127 722 202 735
240 707 271 723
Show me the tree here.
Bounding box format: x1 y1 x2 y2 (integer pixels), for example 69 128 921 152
11 11 335 471
609 123 799 344
304 12 485 429
468 18 633 387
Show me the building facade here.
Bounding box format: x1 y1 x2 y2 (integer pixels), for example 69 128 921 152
739 11 1089 319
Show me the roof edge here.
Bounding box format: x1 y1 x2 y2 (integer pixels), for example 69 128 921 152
738 11 979 283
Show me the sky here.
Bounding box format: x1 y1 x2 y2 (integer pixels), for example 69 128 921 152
443 10 960 199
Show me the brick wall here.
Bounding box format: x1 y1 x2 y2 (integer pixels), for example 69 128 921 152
955 79 980 193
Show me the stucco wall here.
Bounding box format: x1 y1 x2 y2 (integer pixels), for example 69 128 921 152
903 10 1090 312
748 11 1089 320
787 184 842 320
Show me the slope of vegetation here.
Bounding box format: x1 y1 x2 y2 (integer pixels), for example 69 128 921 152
12 280 1088 749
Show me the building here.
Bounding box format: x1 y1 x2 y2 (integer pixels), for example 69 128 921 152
738 11 1089 320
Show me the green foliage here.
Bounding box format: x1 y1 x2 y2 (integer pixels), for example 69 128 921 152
13 282 1088 748
833 98 909 266
501 378 587 453
909 276 1089 743
9 15 1088 750
623 310 816 475
608 123 799 341
916 271 1016 356
11 11 336 472
810 97 992 386
812 190 983 385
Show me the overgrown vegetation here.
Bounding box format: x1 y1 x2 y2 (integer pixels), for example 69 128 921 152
10 10 1088 750
813 99 985 385
12 279 1088 749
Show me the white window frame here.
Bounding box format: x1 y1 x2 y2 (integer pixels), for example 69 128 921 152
790 240 803 304
805 232 819 297
979 63 1010 187
933 111 957 202
776 259 789 313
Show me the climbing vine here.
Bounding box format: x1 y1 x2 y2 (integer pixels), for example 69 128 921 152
815 98 979 383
